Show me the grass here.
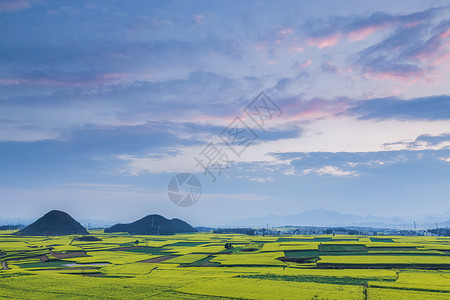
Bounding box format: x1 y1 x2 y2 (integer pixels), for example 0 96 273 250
368 270 450 293
176 277 365 299
238 273 384 286
317 255 450 266
367 287 450 299
211 251 286 266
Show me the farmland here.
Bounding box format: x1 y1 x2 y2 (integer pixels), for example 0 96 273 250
1 231 449 299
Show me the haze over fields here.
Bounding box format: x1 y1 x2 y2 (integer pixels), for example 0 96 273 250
0 0 449 226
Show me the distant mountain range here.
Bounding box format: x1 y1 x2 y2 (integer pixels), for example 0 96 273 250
231 209 450 229
2 209 450 230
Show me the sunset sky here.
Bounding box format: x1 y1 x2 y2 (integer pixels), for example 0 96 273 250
1 0 450 226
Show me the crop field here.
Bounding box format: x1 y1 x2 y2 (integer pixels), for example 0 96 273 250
1 232 450 299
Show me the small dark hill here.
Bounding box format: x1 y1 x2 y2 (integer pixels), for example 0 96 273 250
16 210 89 236
104 214 197 235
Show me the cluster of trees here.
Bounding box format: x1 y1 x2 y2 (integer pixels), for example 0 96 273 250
428 228 450 236
0 225 22 230
324 228 361 235
212 228 255 235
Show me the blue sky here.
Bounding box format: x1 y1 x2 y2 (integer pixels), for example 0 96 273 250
1 0 450 226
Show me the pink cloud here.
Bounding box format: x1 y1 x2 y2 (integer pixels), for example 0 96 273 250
254 42 267 52
337 67 353 76
253 41 278 62
301 60 312 68
194 14 204 25
402 21 422 29
283 98 350 122
363 69 424 83
347 22 396 42
289 108 336 120
347 26 379 41
279 28 293 36
439 29 450 39
291 60 312 70
355 26 450 83
410 28 450 67
288 45 304 53
431 51 450 66
306 34 341 49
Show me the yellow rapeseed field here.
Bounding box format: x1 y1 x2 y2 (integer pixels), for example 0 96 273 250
1 231 449 299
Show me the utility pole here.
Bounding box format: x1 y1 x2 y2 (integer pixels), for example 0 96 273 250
414 221 417 236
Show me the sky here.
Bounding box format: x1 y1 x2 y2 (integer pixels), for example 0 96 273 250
1 0 450 226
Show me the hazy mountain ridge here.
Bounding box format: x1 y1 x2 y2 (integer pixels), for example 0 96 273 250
230 209 450 229
2 209 449 230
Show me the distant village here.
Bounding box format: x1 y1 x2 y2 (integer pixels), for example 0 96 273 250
206 226 450 237
1 224 449 237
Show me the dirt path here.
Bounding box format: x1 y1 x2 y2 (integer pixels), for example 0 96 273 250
39 255 49 262
1 261 10 270
50 251 86 259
